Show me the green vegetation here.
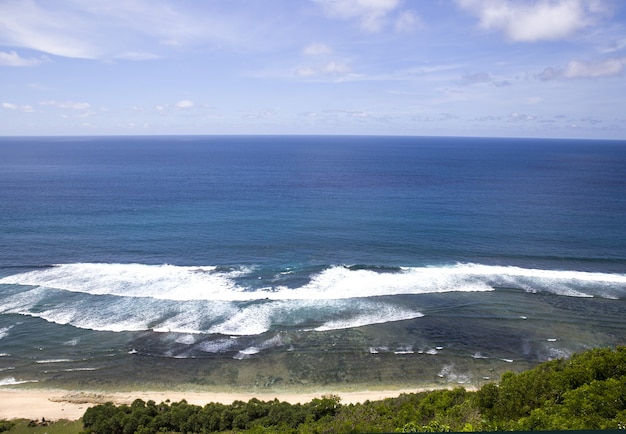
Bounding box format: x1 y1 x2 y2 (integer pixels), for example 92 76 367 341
3 346 625 433
0 419 82 434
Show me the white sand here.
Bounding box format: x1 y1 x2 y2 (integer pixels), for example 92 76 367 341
0 387 429 421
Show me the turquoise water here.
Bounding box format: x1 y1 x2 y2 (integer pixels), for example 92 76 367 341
0 135 625 390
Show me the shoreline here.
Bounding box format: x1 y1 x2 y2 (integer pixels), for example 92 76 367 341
0 385 458 421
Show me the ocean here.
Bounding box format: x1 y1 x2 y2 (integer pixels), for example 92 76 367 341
0 135 625 392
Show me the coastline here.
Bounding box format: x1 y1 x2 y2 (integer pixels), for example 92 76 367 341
0 386 455 421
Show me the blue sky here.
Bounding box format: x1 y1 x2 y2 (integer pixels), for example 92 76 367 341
1 0 626 138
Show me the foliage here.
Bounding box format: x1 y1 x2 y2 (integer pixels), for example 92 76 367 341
476 345 626 430
76 346 626 433
0 421 14 433
0 418 82 434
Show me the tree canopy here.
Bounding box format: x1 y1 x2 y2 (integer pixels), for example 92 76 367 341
80 346 626 433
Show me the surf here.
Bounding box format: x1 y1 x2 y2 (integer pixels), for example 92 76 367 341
1 262 624 301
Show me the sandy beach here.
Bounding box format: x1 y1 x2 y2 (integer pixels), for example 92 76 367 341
0 387 431 421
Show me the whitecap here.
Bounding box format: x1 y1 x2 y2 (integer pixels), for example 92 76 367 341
0 377 38 386
3 262 623 304
175 334 198 345
0 326 13 340
196 338 238 353
315 303 423 332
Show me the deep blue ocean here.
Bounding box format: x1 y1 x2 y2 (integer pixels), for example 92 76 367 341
1 135 625 390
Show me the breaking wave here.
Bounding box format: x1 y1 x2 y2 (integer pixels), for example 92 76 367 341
0 262 624 335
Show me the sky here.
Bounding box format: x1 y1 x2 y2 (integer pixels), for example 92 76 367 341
1 0 626 139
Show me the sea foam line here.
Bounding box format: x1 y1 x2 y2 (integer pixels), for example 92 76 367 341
1 262 624 302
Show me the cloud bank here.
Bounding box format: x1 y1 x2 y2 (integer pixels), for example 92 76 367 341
457 0 610 42
539 57 626 80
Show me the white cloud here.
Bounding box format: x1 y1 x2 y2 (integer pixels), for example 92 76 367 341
296 60 352 78
313 0 401 32
538 57 626 80
175 99 195 109
296 66 317 77
563 58 626 78
303 42 333 56
457 0 610 42
40 100 91 110
323 60 351 74
509 112 537 121
394 10 421 33
461 71 511 87
297 41 351 78
0 0 237 60
2 102 36 112
0 1 99 59
0 50 48 66
600 38 626 54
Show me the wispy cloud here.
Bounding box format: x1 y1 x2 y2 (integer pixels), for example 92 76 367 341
303 42 333 56
538 57 626 80
0 0 244 60
174 99 195 109
0 50 48 66
296 61 352 78
2 102 37 112
461 71 511 87
457 0 610 42
600 37 626 54
39 100 91 110
296 42 352 79
394 10 421 33
312 0 401 32
153 100 211 115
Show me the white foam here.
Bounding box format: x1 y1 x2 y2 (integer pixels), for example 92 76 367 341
0 376 38 386
438 364 471 383
0 263 252 301
175 334 198 345
315 304 423 331
455 263 626 298
196 338 238 353
3 262 624 336
0 326 13 340
273 265 494 300
2 262 624 303
209 304 273 335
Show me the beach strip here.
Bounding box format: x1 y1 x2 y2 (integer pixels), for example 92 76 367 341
0 387 431 421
